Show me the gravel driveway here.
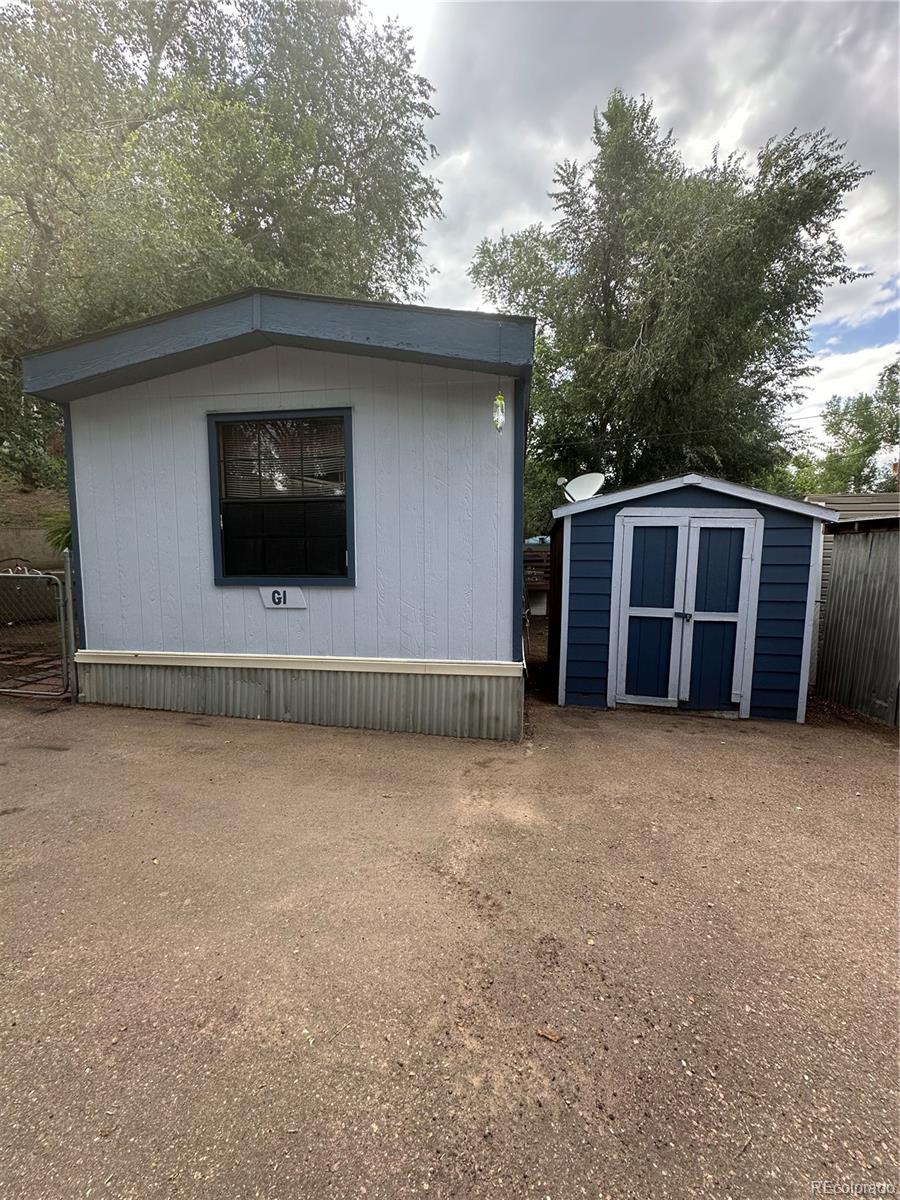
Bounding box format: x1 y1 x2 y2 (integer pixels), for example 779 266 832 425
1 697 897 1199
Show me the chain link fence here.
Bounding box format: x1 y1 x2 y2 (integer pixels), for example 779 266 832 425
0 552 75 698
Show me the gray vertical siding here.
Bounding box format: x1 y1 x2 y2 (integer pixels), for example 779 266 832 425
562 486 815 720
818 528 899 725
70 345 516 661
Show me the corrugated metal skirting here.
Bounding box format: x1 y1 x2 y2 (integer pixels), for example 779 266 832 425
817 529 899 725
78 662 524 741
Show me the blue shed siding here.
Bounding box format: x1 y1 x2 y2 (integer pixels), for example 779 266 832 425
565 514 615 705
562 486 814 719
750 513 810 720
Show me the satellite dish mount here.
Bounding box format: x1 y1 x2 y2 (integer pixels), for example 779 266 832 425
558 472 604 503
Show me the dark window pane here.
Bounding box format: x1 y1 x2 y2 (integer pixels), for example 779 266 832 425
306 537 346 576
225 502 265 537
219 495 347 579
223 535 264 577
304 499 346 537
263 501 308 537
263 538 307 576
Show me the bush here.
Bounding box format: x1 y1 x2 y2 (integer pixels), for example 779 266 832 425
44 510 71 553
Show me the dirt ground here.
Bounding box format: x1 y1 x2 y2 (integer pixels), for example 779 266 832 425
0 473 67 530
1 696 897 1200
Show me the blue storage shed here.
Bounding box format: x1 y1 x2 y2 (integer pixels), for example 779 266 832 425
550 475 839 722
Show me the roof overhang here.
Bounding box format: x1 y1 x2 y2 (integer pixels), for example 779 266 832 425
826 514 900 534
22 288 536 402
552 473 841 523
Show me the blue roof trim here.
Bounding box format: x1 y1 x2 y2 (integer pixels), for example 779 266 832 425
22 288 536 402
63 407 84 649
512 377 528 661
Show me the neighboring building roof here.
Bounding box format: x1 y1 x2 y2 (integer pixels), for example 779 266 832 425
806 491 899 610
22 287 536 403
552 473 841 522
826 514 900 534
805 492 900 520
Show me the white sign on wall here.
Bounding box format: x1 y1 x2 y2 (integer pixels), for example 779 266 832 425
259 587 308 610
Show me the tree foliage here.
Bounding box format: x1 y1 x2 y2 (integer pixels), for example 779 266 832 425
815 358 899 493
762 358 899 497
470 91 868 532
0 0 441 486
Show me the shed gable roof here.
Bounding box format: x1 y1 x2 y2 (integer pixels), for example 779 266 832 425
22 288 536 403
552 473 841 522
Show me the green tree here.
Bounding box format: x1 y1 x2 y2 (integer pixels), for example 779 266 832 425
0 0 441 487
766 358 899 496
471 91 868 531
815 358 899 492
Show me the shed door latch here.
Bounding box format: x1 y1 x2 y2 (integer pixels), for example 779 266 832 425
674 611 693 622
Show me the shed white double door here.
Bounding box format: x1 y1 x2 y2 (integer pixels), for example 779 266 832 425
610 510 763 717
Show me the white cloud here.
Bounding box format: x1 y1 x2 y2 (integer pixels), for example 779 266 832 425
364 0 899 352
815 181 899 328
789 341 899 431
364 0 437 50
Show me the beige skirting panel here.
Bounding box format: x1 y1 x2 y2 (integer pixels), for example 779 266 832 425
77 661 524 741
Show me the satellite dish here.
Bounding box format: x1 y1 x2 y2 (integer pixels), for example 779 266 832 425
560 472 604 503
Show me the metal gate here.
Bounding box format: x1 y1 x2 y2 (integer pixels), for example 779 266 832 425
0 550 76 699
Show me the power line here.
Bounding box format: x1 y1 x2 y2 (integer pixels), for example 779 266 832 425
529 417 828 454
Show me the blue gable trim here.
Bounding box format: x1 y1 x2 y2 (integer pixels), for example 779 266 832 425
63 405 84 649
22 289 536 402
561 485 815 720
511 377 528 661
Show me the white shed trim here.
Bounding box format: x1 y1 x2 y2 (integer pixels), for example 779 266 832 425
75 649 523 677
622 506 762 521
606 518 625 710
553 474 841 523
557 515 572 705
607 508 764 718
796 521 824 723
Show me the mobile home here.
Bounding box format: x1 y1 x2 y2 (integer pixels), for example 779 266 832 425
23 289 534 740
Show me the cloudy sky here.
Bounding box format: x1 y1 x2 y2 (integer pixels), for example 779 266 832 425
368 0 898 432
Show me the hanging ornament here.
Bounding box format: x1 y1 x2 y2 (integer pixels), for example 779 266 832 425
493 392 506 433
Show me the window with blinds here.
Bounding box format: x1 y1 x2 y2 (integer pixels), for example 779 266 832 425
213 412 350 580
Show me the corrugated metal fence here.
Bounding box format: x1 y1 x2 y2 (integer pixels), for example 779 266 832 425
805 492 900 684
817 525 899 725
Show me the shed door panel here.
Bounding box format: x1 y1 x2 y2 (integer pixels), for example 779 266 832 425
616 517 688 706
693 528 743 612
630 526 679 607
625 616 674 698
685 620 738 710
677 519 757 711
